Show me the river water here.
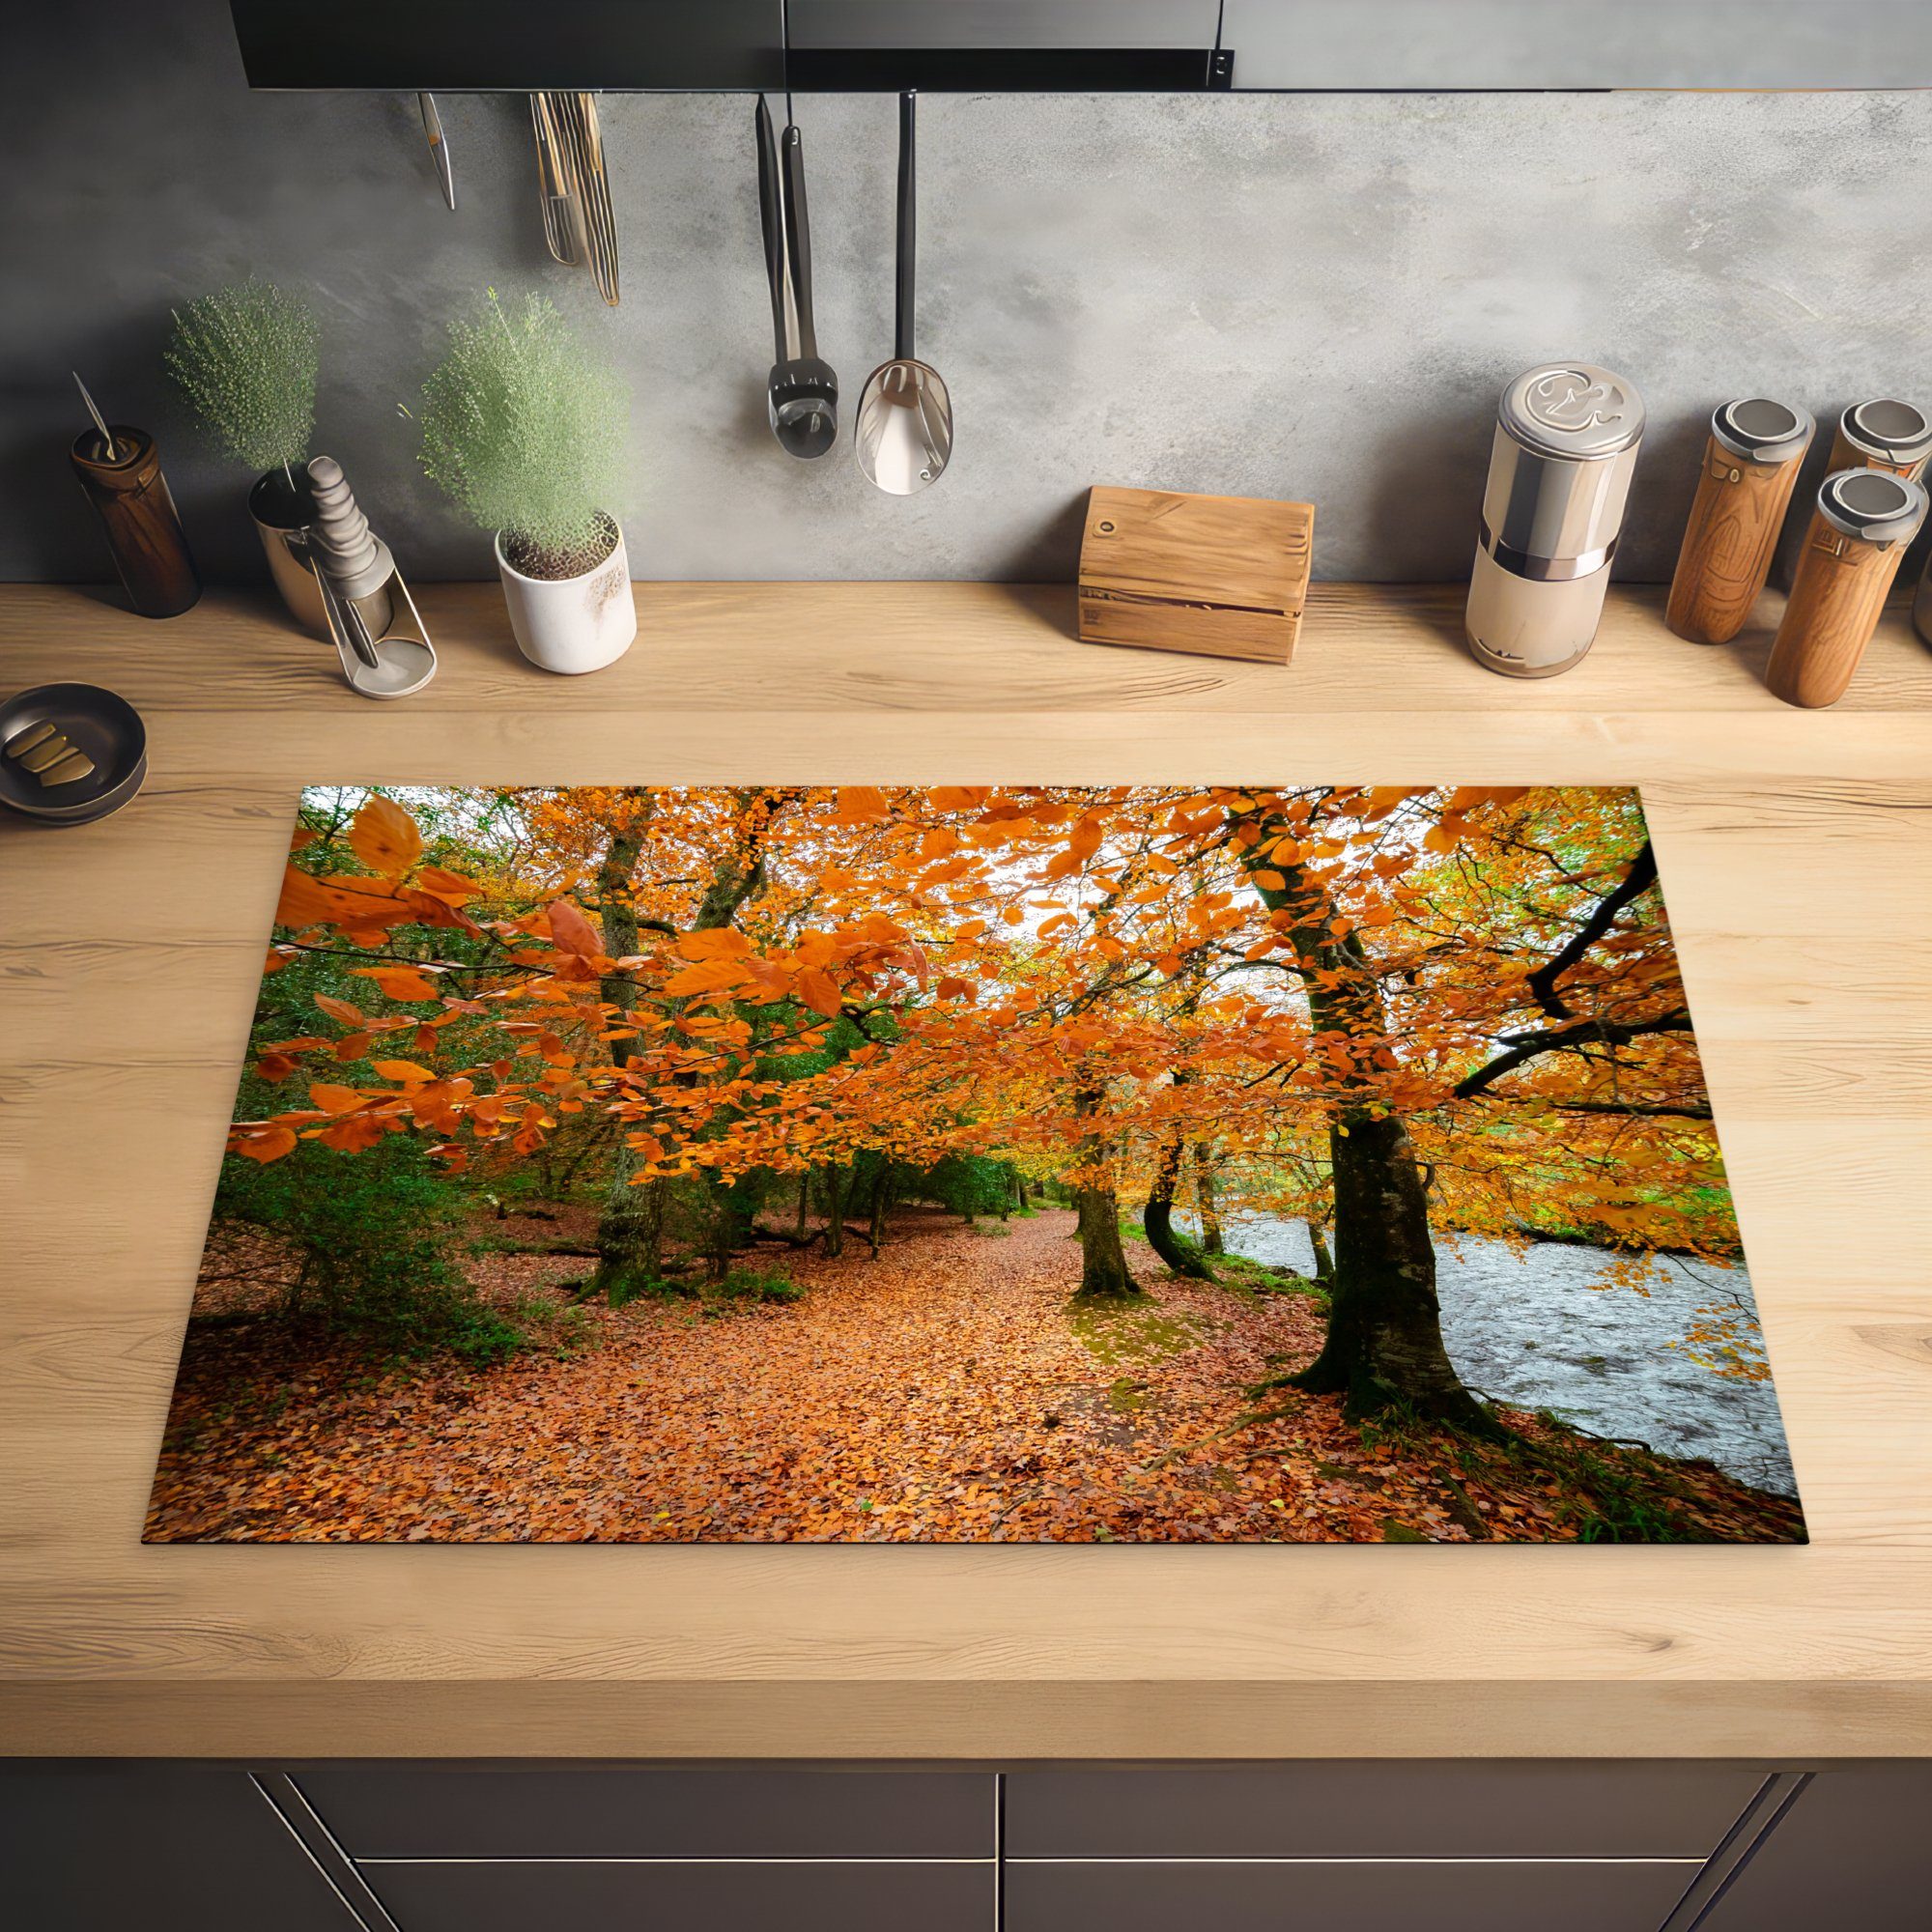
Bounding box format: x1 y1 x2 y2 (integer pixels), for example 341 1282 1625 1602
1191 1212 1799 1496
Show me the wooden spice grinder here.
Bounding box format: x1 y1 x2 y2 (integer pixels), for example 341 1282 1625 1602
1764 469 1928 709
1665 398 1812 645
68 425 200 619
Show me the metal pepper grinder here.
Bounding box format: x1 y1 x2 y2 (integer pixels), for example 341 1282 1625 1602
1466 363 1645 677
1666 399 1814 645
1765 469 1928 708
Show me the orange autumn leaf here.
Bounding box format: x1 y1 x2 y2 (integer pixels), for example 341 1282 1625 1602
314 994 367 1027
795 966 844 1018
371 1059 435 1083
233 1123 298 1163
834 785 890 823
347 793 425 877
546 897 603 957
414 866 482 904
275 864 413 935
662 956 754 997
675 926 753 960
307 1083 366 1115
350 964 444 1002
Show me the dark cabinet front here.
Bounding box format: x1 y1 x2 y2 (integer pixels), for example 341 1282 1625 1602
1005 1858 1697 1932
0 1764 361 1932
7 1759 1932 1931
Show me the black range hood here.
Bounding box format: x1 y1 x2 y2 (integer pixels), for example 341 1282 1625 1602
228 1 1232 94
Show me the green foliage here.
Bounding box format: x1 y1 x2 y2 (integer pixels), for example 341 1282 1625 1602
709 1265 806 1306
920 1154 1018 1221
415 289 629 573
213 1138 522 1362
165 279 319 474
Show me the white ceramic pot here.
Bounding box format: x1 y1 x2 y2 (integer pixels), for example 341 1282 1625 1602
494 520 637 674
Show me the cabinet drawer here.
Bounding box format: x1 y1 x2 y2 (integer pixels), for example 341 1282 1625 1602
364 1860 992 1932
298 1766 993 1860
1006 1859 1696 1932
0 1765 360 1932
1006 1763 1758 1859
1692 1766 1932 1930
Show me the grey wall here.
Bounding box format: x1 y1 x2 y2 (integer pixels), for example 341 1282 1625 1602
7 0 1931 586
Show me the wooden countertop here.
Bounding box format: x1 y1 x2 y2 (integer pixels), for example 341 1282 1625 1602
2 578 1930 1761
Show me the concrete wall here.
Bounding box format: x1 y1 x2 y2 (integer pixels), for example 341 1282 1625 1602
7 0 1930 585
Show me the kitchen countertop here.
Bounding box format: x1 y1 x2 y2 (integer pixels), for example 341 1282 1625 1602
1 577 1929 1760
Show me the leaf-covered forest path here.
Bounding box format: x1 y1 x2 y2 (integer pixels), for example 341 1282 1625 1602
147 1208 1803 1545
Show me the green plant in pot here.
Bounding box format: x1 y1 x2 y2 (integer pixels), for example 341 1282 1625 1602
165 279 324 634
416 289 635 674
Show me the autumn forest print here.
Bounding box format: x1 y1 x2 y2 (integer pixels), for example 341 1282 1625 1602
146 783 1803 1544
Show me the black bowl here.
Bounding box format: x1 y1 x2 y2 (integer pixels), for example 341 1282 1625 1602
0 682 147 826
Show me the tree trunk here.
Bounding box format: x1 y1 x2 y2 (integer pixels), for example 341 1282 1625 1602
868 1167 891 1257
1070 1091 1138 1298
1075 1184 1137 1297
1237 824 1492 1432
1192 1142 1224 1254
591 789 781 1301
1307 1219 1335 1284
1286 1109 1491 1428
822 1166 846 1259
794 1171 810 1241
1144 1135 1217 1281
587 801 663 1302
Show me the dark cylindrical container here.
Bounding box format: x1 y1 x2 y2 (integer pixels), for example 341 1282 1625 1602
68 426 200 618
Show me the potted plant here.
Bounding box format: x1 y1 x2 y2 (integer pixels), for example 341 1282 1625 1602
165 279 323 632
415 290 635 674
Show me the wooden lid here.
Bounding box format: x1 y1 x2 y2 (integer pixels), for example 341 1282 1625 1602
1080 486 1313 614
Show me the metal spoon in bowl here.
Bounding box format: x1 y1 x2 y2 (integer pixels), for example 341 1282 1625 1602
856 92 952 495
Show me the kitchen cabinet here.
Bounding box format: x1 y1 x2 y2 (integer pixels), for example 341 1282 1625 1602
10 1761 1932 1932
298 1764 994 1859
229 0 785 93
1004 1858 1697 1932
0 1764 360 1932
1219 1 1932 89
1004 1763 1762 1859
1689 1765 1932 1931
362 1861 993 1932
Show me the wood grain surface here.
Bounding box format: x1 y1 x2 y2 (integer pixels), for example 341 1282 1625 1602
1665 436 1808 647
1 580 1929 1760
1766 509 1920 708
1077 488 1313 664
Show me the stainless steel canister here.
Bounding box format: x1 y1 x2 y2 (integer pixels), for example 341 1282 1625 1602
1466 362 1645 677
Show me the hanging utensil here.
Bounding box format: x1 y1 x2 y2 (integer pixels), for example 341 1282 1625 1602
557 93 620 306
417 93 456 211
856 92 952 496
71 372 119 462
532 93 619 304
529 94 583 266
756 94 838 460
529 93 619 304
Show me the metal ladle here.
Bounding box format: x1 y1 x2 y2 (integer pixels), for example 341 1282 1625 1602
856 92 952 495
